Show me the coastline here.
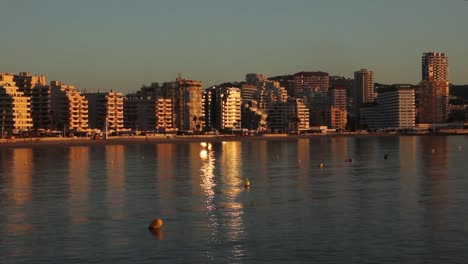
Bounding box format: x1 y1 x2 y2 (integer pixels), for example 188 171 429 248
0 132 466 148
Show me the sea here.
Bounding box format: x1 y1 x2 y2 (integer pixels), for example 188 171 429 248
0 135 467 263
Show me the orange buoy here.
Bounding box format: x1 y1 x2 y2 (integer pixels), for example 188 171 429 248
244 178 251 188
319 162 324 168
148 218 163 230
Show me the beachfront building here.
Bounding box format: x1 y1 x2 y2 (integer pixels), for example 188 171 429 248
219 87 241 130
50 81 89 133
12 72 51 130
0 73 33 135
329 106 347 130
203 86 241 131
85 91 124 132
123 94 174 132
267 98 310 133
376 85 415 130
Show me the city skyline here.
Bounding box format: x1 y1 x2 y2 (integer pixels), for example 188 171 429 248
1 0 467 92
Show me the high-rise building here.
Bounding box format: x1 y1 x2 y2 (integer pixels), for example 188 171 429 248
293 71 329 96
203 86 242 130
174 78 203 131
329 85 347 110
422 52 448 82
13 72 50 130
0 73 33 135
84 91 124 132
50 81 89 132
376 85 415 129
419 52 449 122
354 69 375 105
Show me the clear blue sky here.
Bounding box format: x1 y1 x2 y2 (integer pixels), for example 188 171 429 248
1 0 467 93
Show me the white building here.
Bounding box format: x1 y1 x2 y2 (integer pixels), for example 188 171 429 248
376 85 415 130
220 87 242 129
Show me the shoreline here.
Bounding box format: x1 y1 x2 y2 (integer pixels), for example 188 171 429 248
0 132 466 148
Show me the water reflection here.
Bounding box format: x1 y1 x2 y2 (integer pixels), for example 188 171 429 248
106 145 126 220
68 147 90 223
200 143 218 261
7 148 33 236
220 142 246 258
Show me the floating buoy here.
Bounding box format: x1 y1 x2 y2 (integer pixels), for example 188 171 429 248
459 146 462 151
244 178 251 188
384 154 388 160
319 162 324 168
431 149 435 153
148 218 163 230
345 158 352 162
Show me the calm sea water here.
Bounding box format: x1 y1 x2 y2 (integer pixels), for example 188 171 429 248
0 136 467 263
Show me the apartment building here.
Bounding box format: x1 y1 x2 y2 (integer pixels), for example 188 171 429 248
85 91 124 132
50 81 89 132
0 73 33 135
293 71 329 96
376 85 415 129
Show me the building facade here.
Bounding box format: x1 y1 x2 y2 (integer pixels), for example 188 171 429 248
50 81 89 132
354 69 375 105
268 98 310 133
420 52 449 122
293 71 329 96
376 85 415 129
0 73 33 135
85 91 124 132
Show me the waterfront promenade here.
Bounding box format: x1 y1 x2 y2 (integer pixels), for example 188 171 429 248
1 130 467 147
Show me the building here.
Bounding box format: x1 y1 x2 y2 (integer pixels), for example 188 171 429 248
354 69 375 105
417 80 449 124
85 91 124 132
329 85 347 110
156 98 174 132
219 87 241 130
329 106 347 130
173 78 203 131
13 72 51 130
268 98 310 133
246 73 267 86
50 81 89 132
255 80 288 111
203 86 241 131
422 52 448 82
293 71 329 96
0 73 33 135
13 72 47 94
419 52 449 122
376 85 415 129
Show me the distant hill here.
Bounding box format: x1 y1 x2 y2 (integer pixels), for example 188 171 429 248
450 84 468 100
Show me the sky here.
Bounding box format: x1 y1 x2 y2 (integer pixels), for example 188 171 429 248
1 0 467 93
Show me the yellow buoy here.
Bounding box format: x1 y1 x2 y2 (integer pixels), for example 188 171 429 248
244 178 251 188
148 218 163 230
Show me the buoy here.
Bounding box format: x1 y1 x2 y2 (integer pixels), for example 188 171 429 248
384 154 388 160
431 149 435 153
148 218 163 230
319 162 324 168
244 178 251 188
